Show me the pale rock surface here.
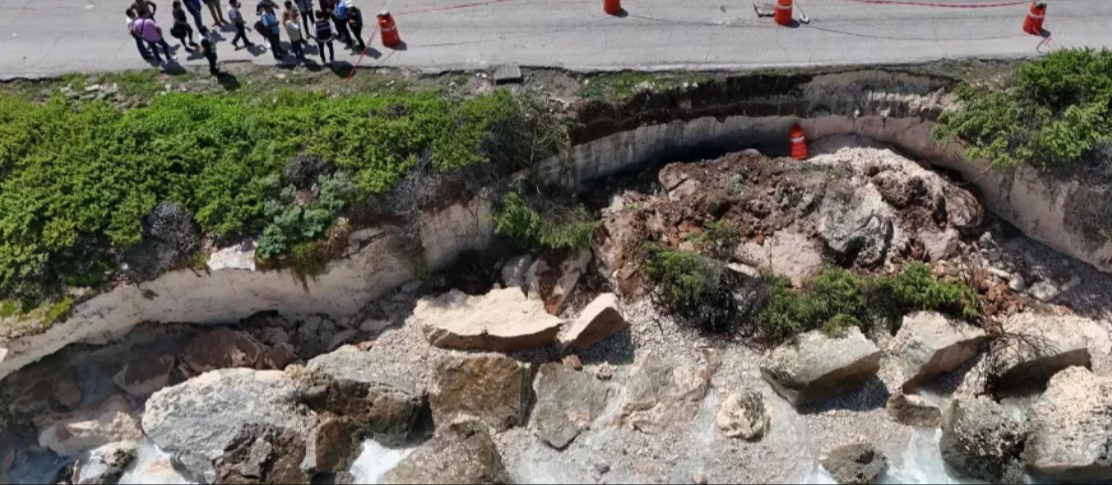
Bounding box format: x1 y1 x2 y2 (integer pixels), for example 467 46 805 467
415 288 563 352
526 250 593 314
715 391 771 441
531 363 610 449
1025 366 1112 482
889 312 986 391
736 230 823 287
430 355 531 431
559 293 628 352
38 395 142 457
760 328 882 407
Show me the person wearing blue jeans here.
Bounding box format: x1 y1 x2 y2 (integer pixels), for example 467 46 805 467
185 0 206 30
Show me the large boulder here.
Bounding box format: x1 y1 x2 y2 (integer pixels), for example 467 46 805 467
889 312 987 392
526 250 593 314
885 393 941 428
820 443 887 485
384 421 511 485
621 356 710 434
114 354 175 398
303 346 424 447
558 293 628 353
531 363 611 449
736 230 824 287
415 289 563 352
71 441 138 485
179 328 268 377
430 355 531 431
939 396 1026 482
760 328 882 407
213 423 309 484
991 314 1092 392
142 368 314 482
715 391 771 441
1025 366 1112 482
817 184 894 267
38 395 143 457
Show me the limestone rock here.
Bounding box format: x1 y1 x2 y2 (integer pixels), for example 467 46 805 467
939 396 1026 482
621 357 709 434
114 354 175 398
501 254 534 289
818 184 893 267
531 363 610 449
71 441 138 485
760 328 882 407
526 250 593 314
821 443 887 485
302 416 358 475
430 355 531 431
885 393 942 428
715 391 771 441
559 293 628 352
297 374 422 448
1025 366 1112 482
260 344 297 370
415 288 562 352
919 229 959 262
736 230 823 287
890 312 987 392
143 368 314 482
385 421 511 485
180 328 267 376
38 395 143 457
992 314 1092 392
214 423 309 484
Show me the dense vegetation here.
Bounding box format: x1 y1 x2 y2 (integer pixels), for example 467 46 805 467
494 188 595 252
937 49 1112 168
643 243 979 343
0 88 543 306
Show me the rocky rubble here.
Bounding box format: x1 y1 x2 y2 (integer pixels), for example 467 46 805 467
939 396 1026 482
889 312 986 392
820 443 887 485
531 363 611 449
70 441 137 485
990 313 1093 392
38 395 143 457
430 355 532 431
385 421 511 485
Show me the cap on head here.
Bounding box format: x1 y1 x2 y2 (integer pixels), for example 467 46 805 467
377 8 389 17
345 0 353 7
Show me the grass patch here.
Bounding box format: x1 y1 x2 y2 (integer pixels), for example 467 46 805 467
937 48 1112 168
579 71 714 101
0 86 554 306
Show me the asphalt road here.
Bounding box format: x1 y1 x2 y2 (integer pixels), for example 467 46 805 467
2 0 1111 77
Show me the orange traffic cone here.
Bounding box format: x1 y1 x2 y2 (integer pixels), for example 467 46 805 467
378 10 401 48
604 0 621 16
790 124 808 160
1022 1 1046 35
774 0 793 27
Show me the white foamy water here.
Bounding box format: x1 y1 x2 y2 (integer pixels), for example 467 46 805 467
117 441 193 485
880 429 972 485
348 439 415 484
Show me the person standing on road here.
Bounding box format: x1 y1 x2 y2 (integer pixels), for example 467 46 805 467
201 37 219 74
294 0 314 35
171 0 201 51
260 5 286 59
227 0 256 48
126 8 154 60
182 0 206 30
345 1 364 52
255 0 278 14
203 0 229 27
283 11 306 61
134 15 175 63
331 0 352 47
130 0 157 19
314 10 335 64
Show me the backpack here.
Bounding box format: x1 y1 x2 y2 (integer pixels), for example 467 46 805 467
253 20 268 37
170 23 187 38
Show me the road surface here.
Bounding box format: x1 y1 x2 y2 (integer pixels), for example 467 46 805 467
2 0 1111 77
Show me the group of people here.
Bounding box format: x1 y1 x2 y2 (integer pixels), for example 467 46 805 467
125 0 368 73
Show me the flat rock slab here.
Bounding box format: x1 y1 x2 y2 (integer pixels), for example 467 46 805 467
415 288 563 352
761 327 881 407
531 363 610 449
492 63 523 84
559 293 628 353
1026 366 1112 483
890 312 986 392
992 314 1092 392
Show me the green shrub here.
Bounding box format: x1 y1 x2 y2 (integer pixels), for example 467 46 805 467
494 190 595 252
937 49 1112 168
871 262 980 322
644 245 742 333
43 296 74 326
0 88 542 304
755 264 979 344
